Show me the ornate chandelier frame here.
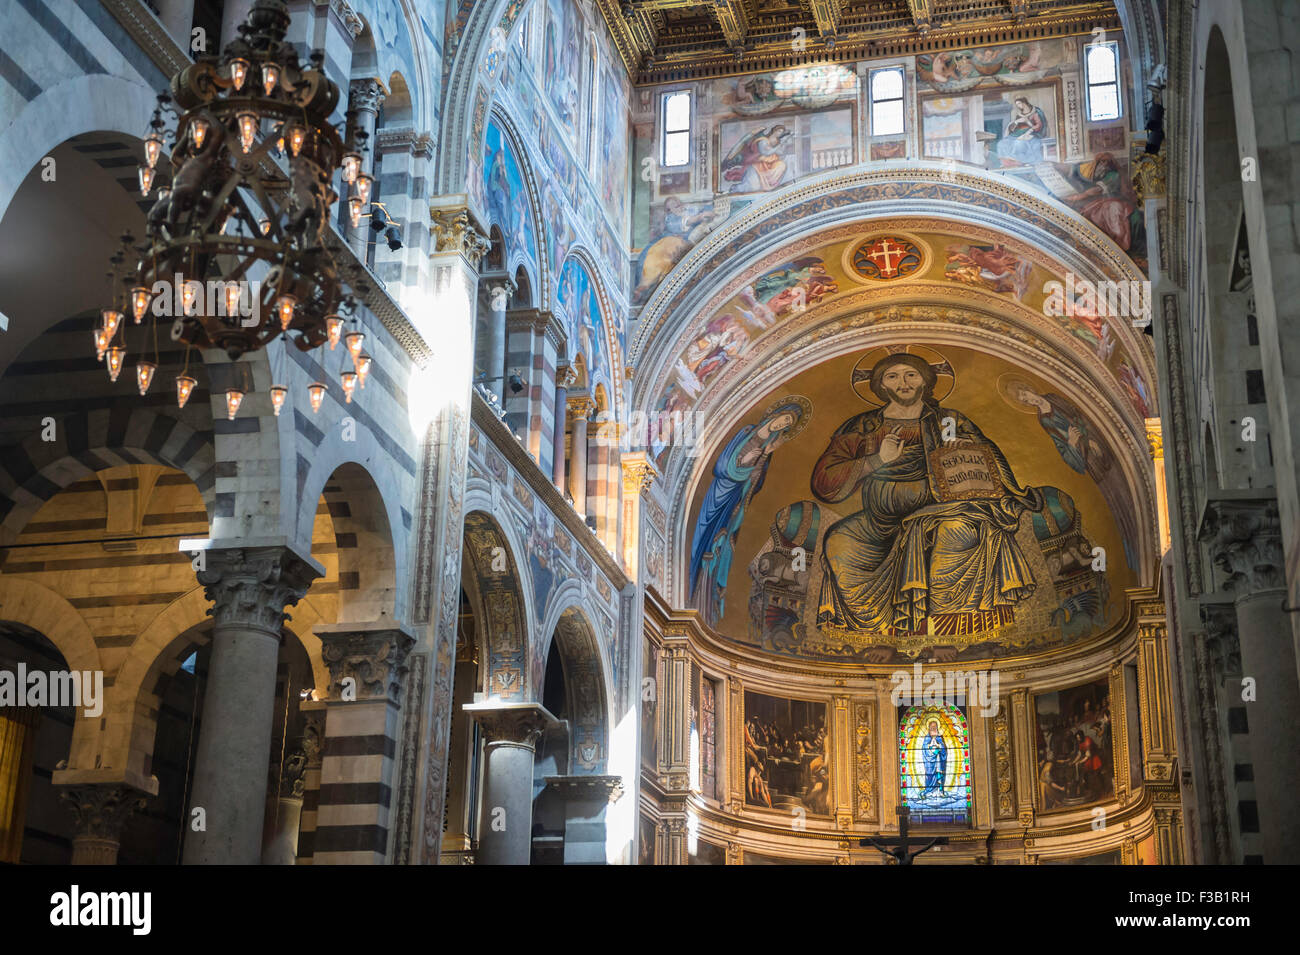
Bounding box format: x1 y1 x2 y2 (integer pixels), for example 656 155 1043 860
99 0 380 418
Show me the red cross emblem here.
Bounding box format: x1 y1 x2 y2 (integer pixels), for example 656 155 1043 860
865 238 909 278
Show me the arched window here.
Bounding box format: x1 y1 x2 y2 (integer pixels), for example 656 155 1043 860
898 704 971 824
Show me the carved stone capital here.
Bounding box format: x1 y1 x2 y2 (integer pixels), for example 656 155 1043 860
557 364 579 389
464 701 559 749
348 77 386 115
196 545 320 639
430 208 491 266
621 453 656 495
1131 149 1166 200
567 395 596 420
1198 497 1284 596
544 774 625 804
316 621 417 705
1144 417 1163 458
58 783 148 843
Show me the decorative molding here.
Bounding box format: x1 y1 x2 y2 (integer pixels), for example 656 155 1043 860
544 774 626 803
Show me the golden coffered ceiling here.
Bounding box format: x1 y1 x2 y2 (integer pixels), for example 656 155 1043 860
597 0 1121 84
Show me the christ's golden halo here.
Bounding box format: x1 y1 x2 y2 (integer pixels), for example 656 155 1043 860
851 344 956 407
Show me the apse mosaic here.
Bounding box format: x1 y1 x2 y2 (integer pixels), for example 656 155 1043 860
898 704 972 824
743 691 831 816
1034 678 1115 812
685 344 1139 664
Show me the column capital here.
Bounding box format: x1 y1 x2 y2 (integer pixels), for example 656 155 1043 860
567 394 596 420
196 543 321 639
57 782 149 846
464 701 560 749
315 620 417 705
348 77 386 114
544 774 625 803
621 452 657 495
1198 496 1284 596
430 206 491 266
556 364 579 389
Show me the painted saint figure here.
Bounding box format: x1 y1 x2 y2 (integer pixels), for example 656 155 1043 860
921 720 948 796
811 352 1045 639
996 96 1049 165
722 125 793 193
690 399 809 627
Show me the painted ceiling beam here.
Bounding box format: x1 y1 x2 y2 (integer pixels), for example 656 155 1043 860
906 0 934 34
711 0 749 52
807 0 845 41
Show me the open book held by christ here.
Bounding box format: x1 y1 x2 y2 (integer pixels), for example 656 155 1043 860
927 443 1006 501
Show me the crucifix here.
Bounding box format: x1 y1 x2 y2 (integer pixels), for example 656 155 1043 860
859 805 948 865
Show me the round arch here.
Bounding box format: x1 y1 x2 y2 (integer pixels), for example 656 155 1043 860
536 600 613 775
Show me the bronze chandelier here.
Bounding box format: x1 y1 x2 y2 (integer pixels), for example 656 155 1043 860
99 0 376 419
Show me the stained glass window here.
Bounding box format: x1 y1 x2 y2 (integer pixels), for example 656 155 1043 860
701 677 717 800
898 704 971 824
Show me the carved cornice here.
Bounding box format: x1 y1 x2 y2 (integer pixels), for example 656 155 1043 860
545 774 626 803
1199 497 1284 597
464 701 559 748
430 208 491 267
505 307 568 351
313 0 363 38
316 621 417 705
58 783 148 842
196 545 320 639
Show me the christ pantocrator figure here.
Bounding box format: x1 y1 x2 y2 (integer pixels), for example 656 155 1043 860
811 350 1045 641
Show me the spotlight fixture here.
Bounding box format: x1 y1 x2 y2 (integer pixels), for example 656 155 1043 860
508 372 525 395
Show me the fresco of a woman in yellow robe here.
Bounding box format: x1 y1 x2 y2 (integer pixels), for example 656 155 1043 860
811 352 1045 640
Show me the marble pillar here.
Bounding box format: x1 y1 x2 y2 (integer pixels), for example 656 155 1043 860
544 774 624 864
476 273 514 405
184 545 319 864
57 783 148 865
411 205 489 863
346 79 386 261
312 621 415 864
552 366 574 489
1200 496 1300 861
464 702 558 865
567 396 594 517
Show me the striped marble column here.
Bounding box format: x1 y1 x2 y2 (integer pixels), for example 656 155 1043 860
311 621 415 864
503 308 567 475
